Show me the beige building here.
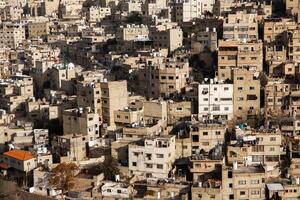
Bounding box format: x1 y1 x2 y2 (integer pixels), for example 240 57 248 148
1 150 37 172
228 128 282 167
190 121 227 154
116 24 149 42
52 134 87 162
87 6 111 22
223 12 258 41
128 135 176 178
222 165 266 200
0 23 25 49
40 0 59 16
288 30 300 62
167 100 191 125
77 80 128 130
0 74 33 114
138 56 189 99
232 69 260 125
28 21 50 39
63 107 100 141
150 26 183 52
218 39 263 81
0 6 23 21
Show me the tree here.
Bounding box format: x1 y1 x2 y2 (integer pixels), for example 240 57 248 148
49 163 79 198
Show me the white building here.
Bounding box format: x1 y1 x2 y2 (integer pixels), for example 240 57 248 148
101 182 134 199
198 79 233 120
173 0 215 22
128 135 176 178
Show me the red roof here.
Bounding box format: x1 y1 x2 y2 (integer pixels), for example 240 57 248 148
3 150 34 161
0 162 9 169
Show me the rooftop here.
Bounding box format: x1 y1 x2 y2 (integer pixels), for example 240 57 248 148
3 149 34 161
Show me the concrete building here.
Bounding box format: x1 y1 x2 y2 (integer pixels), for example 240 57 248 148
198 79 233 120
52 134 87 162
128 135 176 178
222 165 266 200
0 23 25 49
28 21 50 39
138 56 189 99
217 39 263 81
232 69 260 125
228 128 282 168
63 107 100 141
190 121 227 154
223 11 258 41
101 182 134 199
77 80 128 130
0 74 34 114
1 149 37 172
172 0 216 23
150 26 183 52
87 6 111 22
116 24 149 42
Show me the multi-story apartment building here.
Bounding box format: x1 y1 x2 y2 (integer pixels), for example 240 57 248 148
28 21 50 39
191 27 218 52
150 26 183 52
116 24 149 42
77 80 128 130
232 69 260 124
217 39 263 81
63 107 100 141
190 120 227 154
263 18 297 45
223 12 258 41
128 135 176 178
228 128 282 167
265 78 299 118
172 0 215 23
0 23 25 49
87 6 111 22
138 56 189 99
198 79 233 120
222 165 266 200
52 134 87 162
0 74 33 114
288 30 300 62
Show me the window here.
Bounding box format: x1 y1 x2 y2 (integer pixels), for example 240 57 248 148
224 87 229 90
238 180 246 185
251 180 259 184
107 189 111 192
132 162 137 166
157 164 163 169
250 86 255 90
146 164 153 168
270 137 276 141
251 190 260 195
270 147 275 151
117 190 121 193
203 132 208 136
238 87 243 90
156 154 164 158
216 131 221 135
240 191 246 195
252 145 264 152
192 135 199 142
237 77 244 80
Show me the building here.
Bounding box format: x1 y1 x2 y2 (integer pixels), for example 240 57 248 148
116 24 149 42
217 39 263 81
63 107 100 141
172 0 216 23
190 120 227 154
101 182 134 199
138 56 189 99
232 69 260 125
150 26 183 52
87 6 111 22
222 165 266 200
128 135 176 178
1 150 37 172
0 23 25 48
223 11 258 41
198 79 233 120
